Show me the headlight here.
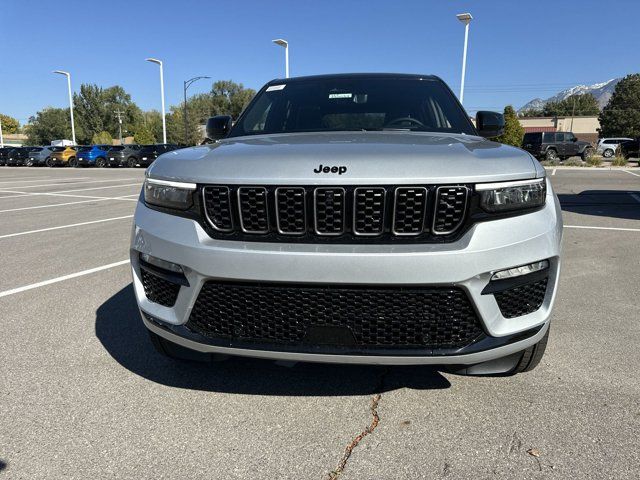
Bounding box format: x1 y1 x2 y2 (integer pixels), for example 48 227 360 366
477 178 546 212
143 178 196 210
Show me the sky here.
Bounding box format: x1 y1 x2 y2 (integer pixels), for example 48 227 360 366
1 0 638 125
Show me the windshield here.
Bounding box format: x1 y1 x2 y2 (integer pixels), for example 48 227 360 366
229 76 475 138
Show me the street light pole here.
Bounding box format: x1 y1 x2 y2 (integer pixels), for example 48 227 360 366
53 70 76 145
183 76 210 145
272 39 289 78
0 117 3 148
146 58 167 143
456 13 473 105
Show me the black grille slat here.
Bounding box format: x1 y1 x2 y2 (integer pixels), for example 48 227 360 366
276 187 306 234
354 188 386 235
202 186 233 232
433 187 468 234
314 188 346 235
495 277 548 318
140 269 180 307
200 184 472 242
187 282 483 349
393 187 428 235
238 187 269 233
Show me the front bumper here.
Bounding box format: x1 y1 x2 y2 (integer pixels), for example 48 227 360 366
130 182 562 365
76 157 95 166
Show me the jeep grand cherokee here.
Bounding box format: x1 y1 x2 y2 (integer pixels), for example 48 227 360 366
130 73 562 375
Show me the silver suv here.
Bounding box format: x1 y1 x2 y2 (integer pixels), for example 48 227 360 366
597 138 633 158
131 74 562 375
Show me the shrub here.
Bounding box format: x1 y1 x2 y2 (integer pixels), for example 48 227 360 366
564 158 584 167
92 131 113 145
611 155 629 167
540 159 560 167
586 155 602 167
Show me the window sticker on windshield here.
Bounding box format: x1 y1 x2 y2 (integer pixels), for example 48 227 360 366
266 84 286 91
329 93 353 99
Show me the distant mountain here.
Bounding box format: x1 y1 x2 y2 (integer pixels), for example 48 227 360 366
519 78 621 112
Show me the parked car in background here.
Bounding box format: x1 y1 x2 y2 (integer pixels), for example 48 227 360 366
137 144 180 167
522 131 594 161
0 147 12 166
6 147 29 166
76 145 111 167
597 138 633 158
26 146 64 166
49 146 77 167
107 144 142 167
617 139 639 159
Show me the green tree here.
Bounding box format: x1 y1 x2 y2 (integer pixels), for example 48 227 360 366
133 125 155 144
0 114 20 134
25 108 72 145
92 131 113 145
542 93 599 117
496 105 525 147
211 80 256 118
599 74 640 137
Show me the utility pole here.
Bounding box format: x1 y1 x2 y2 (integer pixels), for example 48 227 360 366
570 96 576 131
0 117 3 148
114 109 124 144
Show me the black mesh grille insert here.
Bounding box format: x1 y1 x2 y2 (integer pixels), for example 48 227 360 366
393 187 428 234
354 188 385 235
276 187 306 234
140 269 180 307
314 188 345 235
238 187 269 233
494 277 548 318
433 187 468 234
187 282 484 349
203 186 233 231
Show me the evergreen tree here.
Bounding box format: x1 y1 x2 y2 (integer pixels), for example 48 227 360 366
599 74 640 137
496 105 524 147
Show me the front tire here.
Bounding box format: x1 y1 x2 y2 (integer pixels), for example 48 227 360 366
96 157 107 168
46 157 55 167
511 327 550 374
602 149 614 158
68 157 77 168
581 147 594 161
127 157 137 168
545 149 558 161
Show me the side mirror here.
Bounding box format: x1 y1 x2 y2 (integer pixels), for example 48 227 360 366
572 137 578 142
476 111 505 138
206 115 233 140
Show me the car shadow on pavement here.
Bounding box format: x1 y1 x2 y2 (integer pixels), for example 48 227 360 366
95 284 451 396
558 190 640 221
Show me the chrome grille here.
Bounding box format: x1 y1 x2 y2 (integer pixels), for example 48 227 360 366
432 186 469 234
202 186 233 232
238 187 269 233
201 184 471 242
393 187 428 235
276 187 306 234
314 188 346 235
353 188 385 235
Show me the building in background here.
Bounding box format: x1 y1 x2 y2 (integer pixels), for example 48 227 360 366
518 115 600 144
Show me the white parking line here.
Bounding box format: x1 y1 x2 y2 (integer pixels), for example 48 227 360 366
0 177 139 190
0 183 141 199
552 168 557 176
564 225 640 232
0 176 89 184
0 260 130 299
0 215 133 240
624 169 640 177
628 193 640 204
0 195 139 213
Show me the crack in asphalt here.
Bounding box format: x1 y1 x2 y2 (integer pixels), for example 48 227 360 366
325 369 388 480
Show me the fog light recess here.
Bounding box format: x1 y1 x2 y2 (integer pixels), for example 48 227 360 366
490 260 549 281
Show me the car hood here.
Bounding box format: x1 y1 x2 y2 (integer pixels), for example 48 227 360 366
148 131 543 185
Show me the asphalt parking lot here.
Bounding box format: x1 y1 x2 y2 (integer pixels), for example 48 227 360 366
0 166 638 479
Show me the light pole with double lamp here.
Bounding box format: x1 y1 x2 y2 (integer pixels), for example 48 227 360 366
272 39 289 78
146 58 167 144
183 76 210 145
53 70 76 145
456 12 473 105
